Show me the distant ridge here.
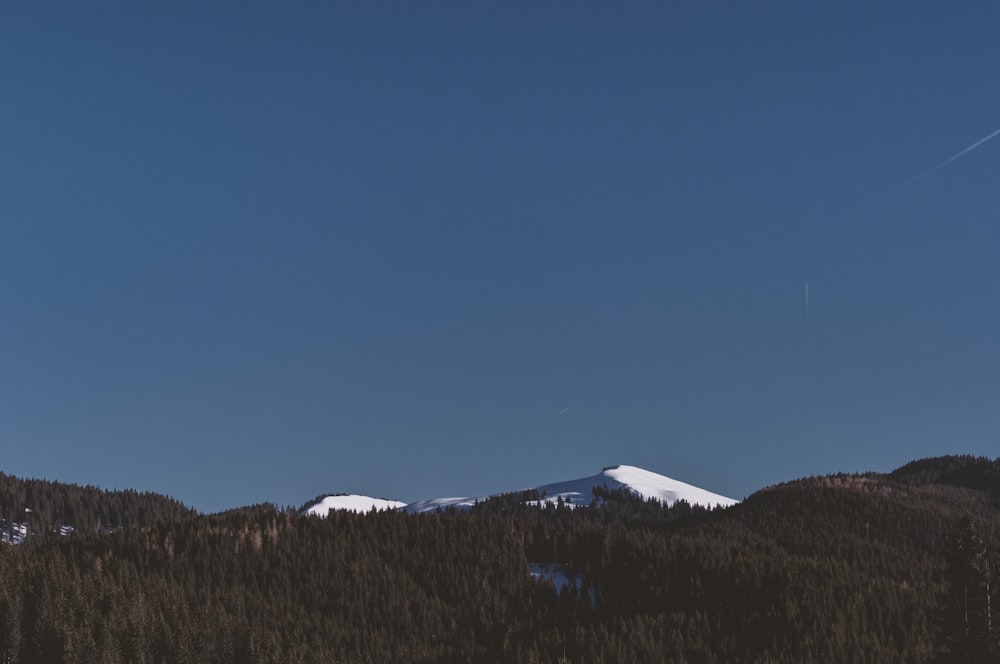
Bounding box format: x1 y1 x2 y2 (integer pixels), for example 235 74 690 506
405 464 737 513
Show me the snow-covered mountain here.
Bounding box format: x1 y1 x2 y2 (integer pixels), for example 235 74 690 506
303 494 407 516
304 465 737 517
405 465 737 513
536 465 737 508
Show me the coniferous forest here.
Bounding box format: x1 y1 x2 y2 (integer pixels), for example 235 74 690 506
1 456 999 663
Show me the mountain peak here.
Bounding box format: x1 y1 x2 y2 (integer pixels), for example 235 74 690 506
407 465 737 513
534 465 737 510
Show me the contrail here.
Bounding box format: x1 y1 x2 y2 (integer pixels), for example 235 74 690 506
827 125 1000 231
804 282 810 335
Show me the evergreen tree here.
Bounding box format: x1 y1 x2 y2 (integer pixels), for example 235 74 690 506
938 514 995 663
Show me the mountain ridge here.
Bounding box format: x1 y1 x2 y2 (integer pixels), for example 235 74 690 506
303 464 738 516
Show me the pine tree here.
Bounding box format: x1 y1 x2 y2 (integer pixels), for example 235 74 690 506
938 514 995 663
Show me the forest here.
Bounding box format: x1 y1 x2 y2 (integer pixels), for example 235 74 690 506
1 455 999 663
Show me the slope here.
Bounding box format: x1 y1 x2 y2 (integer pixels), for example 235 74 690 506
303 494 407 516
406 464 737 512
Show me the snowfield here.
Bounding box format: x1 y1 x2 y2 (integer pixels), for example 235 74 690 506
303 465 737 517
402 497 481 513
303 495 407 516
406 464 738 513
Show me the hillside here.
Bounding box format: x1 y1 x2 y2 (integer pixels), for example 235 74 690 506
0 471 194 543
0 455 997 662
404 464 737 513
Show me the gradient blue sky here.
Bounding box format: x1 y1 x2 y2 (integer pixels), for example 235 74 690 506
2 3 998 512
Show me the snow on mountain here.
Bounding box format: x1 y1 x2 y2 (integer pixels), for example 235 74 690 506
406 464 737 513
536 465 738 509
403 497 480 513
528 562 591 601
304 495 407 516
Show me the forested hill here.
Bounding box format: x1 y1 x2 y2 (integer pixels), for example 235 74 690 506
0 455 998 663
0 471 194 538
890 454 1000 496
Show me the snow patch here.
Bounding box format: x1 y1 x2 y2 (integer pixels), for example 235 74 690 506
528 562 582 595
406 464 737 513
602 465 738 508
303 495 407 516
528 562 596 605
403 497 480 513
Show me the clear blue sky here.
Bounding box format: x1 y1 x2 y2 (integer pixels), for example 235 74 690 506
2 3 998 512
